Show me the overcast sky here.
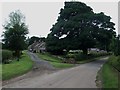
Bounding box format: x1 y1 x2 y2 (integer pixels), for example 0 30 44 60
0 1 118 41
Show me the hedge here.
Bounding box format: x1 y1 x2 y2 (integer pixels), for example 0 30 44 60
2 50 13 64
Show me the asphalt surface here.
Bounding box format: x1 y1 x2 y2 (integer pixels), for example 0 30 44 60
2 52 56 86
27 51 55 70
3 56 108 88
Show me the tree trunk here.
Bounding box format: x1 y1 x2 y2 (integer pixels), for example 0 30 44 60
15 50 20 61
82 48 88 55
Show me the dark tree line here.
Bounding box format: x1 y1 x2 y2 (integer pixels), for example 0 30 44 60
110 35 120 56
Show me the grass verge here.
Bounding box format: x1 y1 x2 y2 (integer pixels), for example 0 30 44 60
37 53 109 69
77 56 108 64
50 62 74 69
2 51 33 80
97 62 118 88
37 53 74 69
36 53 62 63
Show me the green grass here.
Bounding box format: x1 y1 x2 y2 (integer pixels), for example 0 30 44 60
2 51 33 80
100 62 118 88
36 53 62 63
37 53 109 69
50 62 74 69
0 64 2 80
37 53 74 69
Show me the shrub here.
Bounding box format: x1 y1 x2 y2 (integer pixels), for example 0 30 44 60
74 52 110 61
75 53 89 61
2 50 13 64
66 53 75 58
90 51 110 57
62 58 76 64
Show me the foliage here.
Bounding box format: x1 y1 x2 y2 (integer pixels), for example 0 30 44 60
28 36 46 45
2 50 13 64
110 35 120 56
2 10 28 58
46 1 116 55
66 51 110 61
2 51 33 80
75 53 89 61
66 53 75 58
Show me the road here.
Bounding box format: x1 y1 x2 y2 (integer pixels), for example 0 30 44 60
27 51 55 70
3 56 108 88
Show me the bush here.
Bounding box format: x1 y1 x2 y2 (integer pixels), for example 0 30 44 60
2 50 13 64
66 53 75 58
75 53 89 61
89 51 110 57
74 52 110 61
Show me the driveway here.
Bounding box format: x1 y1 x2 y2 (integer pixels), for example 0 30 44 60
3 56 108 88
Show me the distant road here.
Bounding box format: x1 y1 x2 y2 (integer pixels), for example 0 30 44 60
3 56 108 88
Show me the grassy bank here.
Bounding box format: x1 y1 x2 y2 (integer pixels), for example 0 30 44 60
2 51 33 80
100 63 118 88
37 53 108 69
97 55 120 88
37 53 74 69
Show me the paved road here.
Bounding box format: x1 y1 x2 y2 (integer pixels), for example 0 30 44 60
3 56 108 88
2 52 56 86
27 51 55 70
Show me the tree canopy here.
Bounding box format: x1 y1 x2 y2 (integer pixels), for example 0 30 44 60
2 10 28 59
46 2 116 55
27 36 46 46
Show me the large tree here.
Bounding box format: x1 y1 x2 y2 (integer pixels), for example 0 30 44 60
2 10 28 59
46 2 116 55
